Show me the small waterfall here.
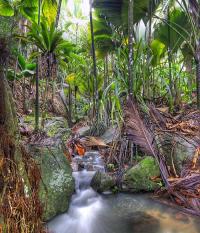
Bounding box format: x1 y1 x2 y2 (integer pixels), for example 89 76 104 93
47 151 105 233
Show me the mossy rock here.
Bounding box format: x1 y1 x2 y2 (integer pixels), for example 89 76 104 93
91 171 116 193
123 156 161 192
29 146 75 221
44 117 71 142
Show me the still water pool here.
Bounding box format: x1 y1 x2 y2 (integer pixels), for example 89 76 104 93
48 170 200 233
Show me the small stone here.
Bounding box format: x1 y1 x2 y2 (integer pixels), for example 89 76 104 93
91 171 116 193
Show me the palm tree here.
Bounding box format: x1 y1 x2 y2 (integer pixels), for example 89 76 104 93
153 0 200 108
26 20 74 126
93 0 162 96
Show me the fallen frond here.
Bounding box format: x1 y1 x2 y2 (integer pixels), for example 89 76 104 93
124 95 170 187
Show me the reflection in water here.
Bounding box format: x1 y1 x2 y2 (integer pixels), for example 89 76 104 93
47 153 200 233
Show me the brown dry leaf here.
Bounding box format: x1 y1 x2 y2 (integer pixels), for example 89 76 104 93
156 107 169 113
150 176 162 182
167 177 180 182
0 158 4 169
166 120 199 135
192 148 200 169
80 136 107 147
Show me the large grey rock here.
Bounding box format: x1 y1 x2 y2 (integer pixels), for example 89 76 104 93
123 156 161 192
156 133 198 175
101 125 119 144
30 146 75 221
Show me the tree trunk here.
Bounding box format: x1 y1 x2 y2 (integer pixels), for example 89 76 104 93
128 0 134 95
89 0 98 121
185 58 193 99
55 0 62 28
147 1 152 98
68 84 73 126
188 0 200 108
195 57 200 108
35 0 41 131
167 6 175 111
104 55 109 126
59 90 73 128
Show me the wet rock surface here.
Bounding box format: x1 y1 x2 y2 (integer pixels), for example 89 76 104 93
91 171 116 193
29 146 75 221
123 156 161 192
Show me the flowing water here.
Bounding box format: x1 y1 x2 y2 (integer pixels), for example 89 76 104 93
47 151 200 233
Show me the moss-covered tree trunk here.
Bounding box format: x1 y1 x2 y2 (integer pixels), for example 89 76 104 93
0 40 45 232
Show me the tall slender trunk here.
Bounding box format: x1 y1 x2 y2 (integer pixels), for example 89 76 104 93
74 85 77 120
35 0 41 131
167 6 174 111
188 0 200 108
74 23 79 119
128 0 134 95
59 89 73 127
195 57 200 107
185 58 193 98
55 0 62 28
104 54 109 126
68 84 72 126
89 0 98 121
147 1 152 98
53 0 62 108
0 69 6 127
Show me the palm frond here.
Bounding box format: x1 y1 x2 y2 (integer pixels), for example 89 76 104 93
40 21 50 51
124 95 170 187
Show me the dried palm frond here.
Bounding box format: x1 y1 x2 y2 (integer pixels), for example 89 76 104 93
149 104 167 128
124 95 170 187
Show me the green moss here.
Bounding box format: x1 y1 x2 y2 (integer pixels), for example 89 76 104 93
30 146 75 221
107 163 115 172
44 117 69 139
124 156 161 192
23 115 36 129
24 115 35 124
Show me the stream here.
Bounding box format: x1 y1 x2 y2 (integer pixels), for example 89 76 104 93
47 151 200 233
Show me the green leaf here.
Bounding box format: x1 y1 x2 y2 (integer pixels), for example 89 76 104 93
42 0 57 26
18 54 26 70
93 0 161 32
66 73 76 85
41 21 50 50
0 0 14 17
26 63 36 70
151 39 166 66
154 9 191 53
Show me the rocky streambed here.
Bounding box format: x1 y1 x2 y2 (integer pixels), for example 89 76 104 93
47 151 200 233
